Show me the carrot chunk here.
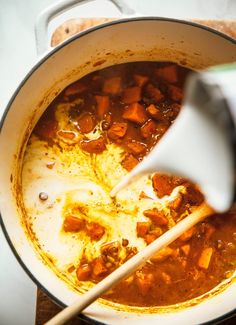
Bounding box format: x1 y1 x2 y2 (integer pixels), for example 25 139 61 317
146 104 163 120
136 222 151 237
81 136 106 154
146 84 164 102
121 154 139 171
77 113 95 134
64 82 87 96
133 74 149 87
76 263 92 281
127 140 147 155
179 227 196 242
150 247 173 262
93 256 108 277
155 65 178 83
168 85 183 102
63 215 85 232
95 95 110 118
143 208 168 226
135 272 154 296
122 86 141 104
86 222 105 241
141 119 157 138
103 77 121 95
107 122 128 140
122 102 148 124
181 244 191 256
198 247 213 270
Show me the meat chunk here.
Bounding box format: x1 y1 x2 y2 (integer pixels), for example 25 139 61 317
127 140 147 155
121 154 139 171
144 234 157 244
81 136 106 154
145 84 164 102
155 65 178 83
77 113 95 134
122 102 148 124
76 263 92 281
198 247 213 270
86 222 105 240
122 86 141 104
103 77 121 95
95 95 110 118
152 173 184 198
63 215 85 232
133 74 149 87
143 208 168 226
136 222 151 237
168 85 183 102
169 194 183 211
107 122 128 140
141 119 157 138
179 227 196 242
146 104 163 120
93 256 108 277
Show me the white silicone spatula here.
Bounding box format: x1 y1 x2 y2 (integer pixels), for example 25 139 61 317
111 68 236 212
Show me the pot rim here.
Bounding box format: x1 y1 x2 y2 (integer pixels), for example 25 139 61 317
0 17 236 325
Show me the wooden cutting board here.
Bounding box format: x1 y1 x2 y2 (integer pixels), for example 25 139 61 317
35 18 236 325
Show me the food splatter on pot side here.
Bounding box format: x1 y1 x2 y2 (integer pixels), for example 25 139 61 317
22 61 236 308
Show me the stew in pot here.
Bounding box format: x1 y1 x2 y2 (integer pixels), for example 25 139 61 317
22 62 236 307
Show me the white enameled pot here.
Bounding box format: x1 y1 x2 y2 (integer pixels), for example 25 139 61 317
0 1 236 324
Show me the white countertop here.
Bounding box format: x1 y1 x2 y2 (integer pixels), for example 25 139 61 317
0 1 236 324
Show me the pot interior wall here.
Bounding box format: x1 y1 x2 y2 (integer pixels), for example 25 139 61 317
0 19 236 325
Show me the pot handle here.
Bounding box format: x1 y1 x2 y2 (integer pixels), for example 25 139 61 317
35 0 137 55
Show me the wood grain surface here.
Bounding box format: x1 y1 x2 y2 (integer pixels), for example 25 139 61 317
36 18 236 325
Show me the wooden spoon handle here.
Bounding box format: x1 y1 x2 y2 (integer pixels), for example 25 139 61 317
45 202 213 325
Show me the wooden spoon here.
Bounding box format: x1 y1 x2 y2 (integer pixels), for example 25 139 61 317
45 202 213 325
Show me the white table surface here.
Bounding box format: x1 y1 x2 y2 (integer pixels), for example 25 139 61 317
0 1 236 324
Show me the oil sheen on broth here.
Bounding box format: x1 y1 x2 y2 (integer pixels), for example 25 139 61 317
22 62 236 307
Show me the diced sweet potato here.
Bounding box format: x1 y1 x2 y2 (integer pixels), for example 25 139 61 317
146 84 164 102
77 113 95 134
136 222 151 237
127 140 147 155
63 215 85 232
107 122 128 140
152 173 181 198
198 247 213 270
95 95 110 118
179 227 196 242
64 82 87 96
122 102 148 124
168 85 183 102
121 154 139 171
93 256 108 277
150 247 174 262
135 272 154 296
155 65 178 83
144 234 157 244
122 86 141 104
103 77 121 95
143 208 168 226
86 222 105 240
81 136 106 154
133 74 149 87
76 263 92 281
141 119 157 138
146 104 163 120
181 244 191 256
